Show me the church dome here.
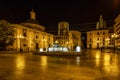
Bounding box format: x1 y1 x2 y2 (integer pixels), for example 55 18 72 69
26 19 40 25
20 9 45 31
21 22 45 31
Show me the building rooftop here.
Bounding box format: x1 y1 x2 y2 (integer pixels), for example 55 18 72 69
26 19 40 25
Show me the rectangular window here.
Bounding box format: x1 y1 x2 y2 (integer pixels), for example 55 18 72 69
103 38 105 41
23 29 27 37
97 32 99 35
36 36 38 38
10 44 13 46
97 43 99 46
90 33 91 35
103 32 105 35
103 43 105 45
23 44 26 46
90 39 92 42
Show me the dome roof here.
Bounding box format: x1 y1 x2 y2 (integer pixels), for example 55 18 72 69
20 22 45 31
26 19 39 25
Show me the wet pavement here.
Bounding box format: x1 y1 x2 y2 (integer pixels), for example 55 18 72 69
0 49 120 80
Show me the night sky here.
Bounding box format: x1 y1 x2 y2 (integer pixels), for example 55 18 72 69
0 0 120 29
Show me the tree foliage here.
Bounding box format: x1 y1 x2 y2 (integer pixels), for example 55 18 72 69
0 20 15 50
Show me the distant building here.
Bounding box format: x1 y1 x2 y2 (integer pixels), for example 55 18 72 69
87 30 109 49
6 9 53 51
87 14 110 49
54 22 81 51
69 30 81 50
114 14 120 46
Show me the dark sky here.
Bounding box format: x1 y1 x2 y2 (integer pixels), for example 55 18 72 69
0 0 120 28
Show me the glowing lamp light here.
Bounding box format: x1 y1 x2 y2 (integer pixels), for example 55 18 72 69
76 57 80 62
40 48 43 52
48 48 53 52
76 57 80 65
76 46 81 52
63 47 68 51
59 47 63 51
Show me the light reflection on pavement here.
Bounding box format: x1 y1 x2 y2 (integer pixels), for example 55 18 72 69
0 50 120 80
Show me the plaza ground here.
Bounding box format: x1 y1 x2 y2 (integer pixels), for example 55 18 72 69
0 49 120 80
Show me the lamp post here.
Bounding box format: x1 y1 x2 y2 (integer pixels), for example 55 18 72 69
111 33 118 51
17 35 24 52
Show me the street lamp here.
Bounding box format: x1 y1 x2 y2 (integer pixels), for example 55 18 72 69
111 33 118 51
17 35 24 52
66 41 69 47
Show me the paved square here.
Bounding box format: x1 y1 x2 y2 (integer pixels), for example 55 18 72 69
0 50 120 80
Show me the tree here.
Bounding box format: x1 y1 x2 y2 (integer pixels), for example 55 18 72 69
0 20 15 50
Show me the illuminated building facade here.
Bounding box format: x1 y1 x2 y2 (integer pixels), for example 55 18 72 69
7 10 53 51
87 14 109 49
87 30 109 49
54 22 69 48
114 14 120 46
69 30 81 50
54 22 81 51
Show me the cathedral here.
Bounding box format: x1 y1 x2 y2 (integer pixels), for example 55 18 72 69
54 22 81 51
6 10 53 51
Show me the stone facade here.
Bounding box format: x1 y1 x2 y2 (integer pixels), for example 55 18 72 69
87 14 110 49
6 10 53 51
87 30 109 49
69 30 81 50
54 22 81 51
114 14 120 46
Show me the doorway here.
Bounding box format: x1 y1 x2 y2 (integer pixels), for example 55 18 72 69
36 43 39 50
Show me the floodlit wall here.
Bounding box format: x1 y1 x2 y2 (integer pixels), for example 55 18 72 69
7 24 53 51
87 30 109 49
114 14 120 46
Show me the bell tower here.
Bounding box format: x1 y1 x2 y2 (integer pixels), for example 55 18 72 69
58 22 69 35
96 14 106 29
